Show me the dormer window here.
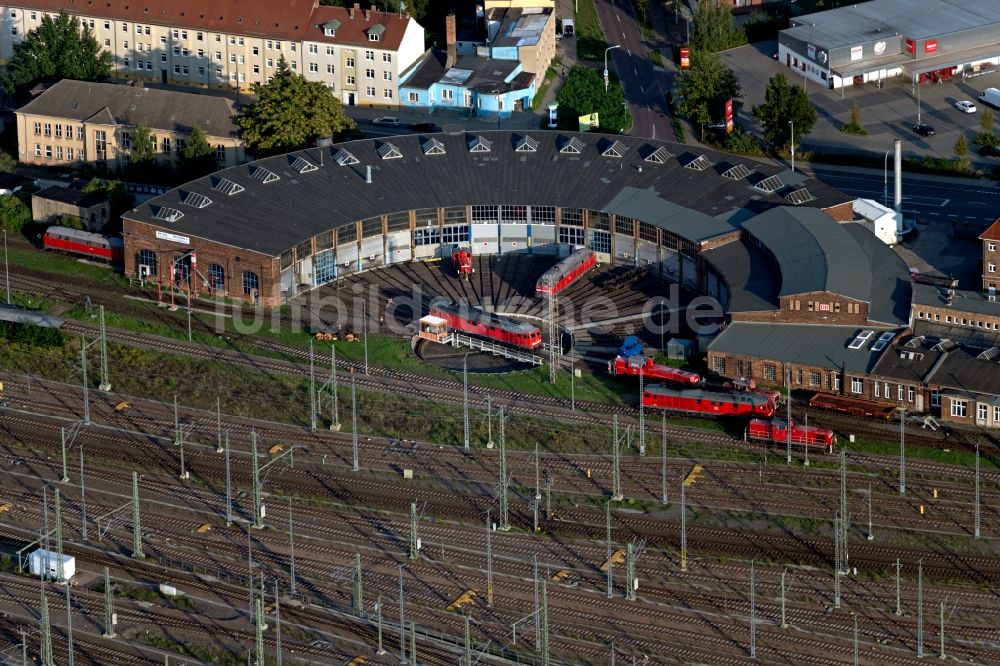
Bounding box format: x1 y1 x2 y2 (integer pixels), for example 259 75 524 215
367 24 384 42
323 19 340 38
325 28 336 36
368 33 380 41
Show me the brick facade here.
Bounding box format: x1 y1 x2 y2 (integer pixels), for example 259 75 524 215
940 394 1000 427
123 220 279 306
981 218 1000 292
731 290 869 325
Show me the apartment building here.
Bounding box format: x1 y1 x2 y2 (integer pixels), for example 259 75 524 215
15 79 243 169
0 1 424 107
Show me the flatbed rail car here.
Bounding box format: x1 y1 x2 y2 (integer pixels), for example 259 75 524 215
808 393 898 419
429 300 543 349
608 355 702 386
536 248 596 296
746 418 836 453
43 226 124 262
642 384 776 418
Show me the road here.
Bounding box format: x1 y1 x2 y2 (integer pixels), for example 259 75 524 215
807 165 1000 225
593 0 673 140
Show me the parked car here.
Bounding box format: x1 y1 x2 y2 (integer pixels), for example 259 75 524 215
954 100 977 113
371 116 400 127
978 144 1000 158
408 122 439 132
912 124 935 137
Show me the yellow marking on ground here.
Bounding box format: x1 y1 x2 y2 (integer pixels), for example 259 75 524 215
600 548 626 573
446 589 478 611
683 464 704 487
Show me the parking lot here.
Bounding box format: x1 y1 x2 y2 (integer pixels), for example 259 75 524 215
720 40 1000 164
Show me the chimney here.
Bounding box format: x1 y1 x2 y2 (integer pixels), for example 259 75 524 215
366 165 372 184
364 8 370 21
445 13 457 69
349 2 359 19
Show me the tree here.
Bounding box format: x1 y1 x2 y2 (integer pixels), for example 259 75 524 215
238 57 357 156
81 179 134 234
130 122 155 165
634 0 651 22
691 2 746 53
556 66 629 133
675 50 742 130
981 108 995 135
179 127 218 177
403 0 429 21
840 103 867 135
752 73 816 150
0 195 33 233
954 134 969 169
2 11 112 96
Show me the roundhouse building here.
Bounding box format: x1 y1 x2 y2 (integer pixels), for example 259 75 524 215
123 130 856 306
778 0 1000 89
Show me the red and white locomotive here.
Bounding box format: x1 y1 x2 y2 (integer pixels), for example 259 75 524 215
535 248 596 296
642 384 777 418
608 355 702 386
429 301 543 349
43 226 123 263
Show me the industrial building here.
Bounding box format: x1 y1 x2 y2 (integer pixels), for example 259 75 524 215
777 0 1000 89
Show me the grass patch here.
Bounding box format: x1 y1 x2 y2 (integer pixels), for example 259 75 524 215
648 49 663 67
5 244 122 284
845 436 999 469
142 634 241 666
6 291 51 311
575 0 608 61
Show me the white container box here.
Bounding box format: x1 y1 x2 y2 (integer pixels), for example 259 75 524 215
28 549 75 582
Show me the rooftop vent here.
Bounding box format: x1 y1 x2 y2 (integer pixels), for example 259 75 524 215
722 164 752 180
468 135 493 153
869 331 895 353
334 148 359 165
153 206 184 223
559 136 584 154
212 177 244 196
904 335 925 348
601 140 627 158
421 137 446 155
754 175 784 194
978 347 1000 360
515 135 538 152
848 329 875 350
643 145 671 164
290 155 318 173
785 187 816 205
376 142 402 160
249 165 279 183
180 191 212 209
931 339 955 352
684 155 712 171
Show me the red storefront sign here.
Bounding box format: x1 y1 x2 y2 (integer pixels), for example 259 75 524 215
905 39 915 55
925 39 938 54
725 98 734 133
680 47 690 68
819 303 831 312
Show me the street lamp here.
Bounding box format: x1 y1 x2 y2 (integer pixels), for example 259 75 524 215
604 45 620 93
883 148 892 206
788 119 795 173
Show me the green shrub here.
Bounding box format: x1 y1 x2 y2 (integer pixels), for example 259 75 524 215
0 194 31 233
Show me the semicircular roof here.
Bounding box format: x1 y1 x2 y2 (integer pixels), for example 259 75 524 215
128 130 850 256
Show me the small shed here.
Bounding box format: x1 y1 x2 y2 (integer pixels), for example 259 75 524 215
418 314 451 343
29 549 75 582
31 185 110 232
667 338 696 361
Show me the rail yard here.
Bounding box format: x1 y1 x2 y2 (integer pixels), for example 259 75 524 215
1 234 998 666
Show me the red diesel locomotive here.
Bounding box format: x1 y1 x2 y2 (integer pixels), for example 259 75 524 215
642 384 776 418
608 355 702 386
746 418 836 452
429 301 543 349
43 226 124 263
452 248 473 279
535 248 596 296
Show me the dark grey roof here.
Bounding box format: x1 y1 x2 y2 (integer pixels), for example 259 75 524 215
34 186 107 208
601 187 736 242
16 80 239 138
913 320 1000 349
784 0 1000 49
912 282 1000 318
929 346 1000 398
400 49 447 90
842 222 911 326
709 322 897 375
701 238 780 312
743 207 872 303
871 335 944 385
126 131 850 256
488 6 551 48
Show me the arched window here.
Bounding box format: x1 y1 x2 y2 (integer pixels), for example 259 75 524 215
242 271 259 295
138 248 157 276
172 256 191 284
208 263 225 291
